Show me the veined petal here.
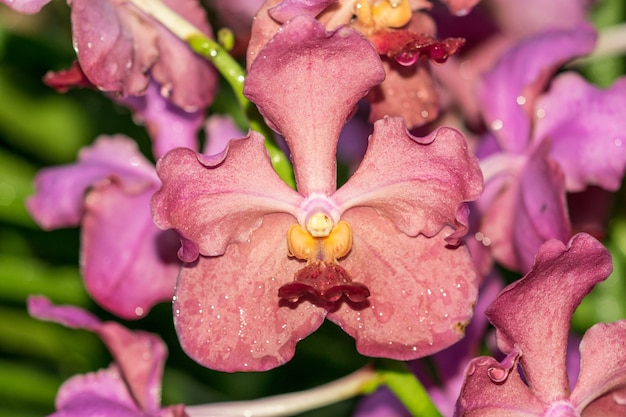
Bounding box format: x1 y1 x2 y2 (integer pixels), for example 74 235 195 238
478 25 596 153
455 352 545 417
571 320 626 413
53 366 142 417
486 234 612 404
27 135 158 229
333 117 482 244
82 180 180 319
28 296 168 413
152 132 303 262
244 15 385 195
173 214 326 372
533 73 626 192
326 207 478 360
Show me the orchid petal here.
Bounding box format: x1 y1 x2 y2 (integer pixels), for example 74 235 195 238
203 114 245 156
478 25 596 153
439 0 480 16
27 136 158 229
571 321 626 413
82 180 180 319
512 143 571 272
269 0 335 23
244 16 385 194
28 296 169 413
455 351 545 416
53 367 142 417
486 234 612 403
69 0 158 97
327 207 479 360
533 73 626 192
119 81 203 159
334 118 483 244
0 0 50 14
173 214 326 372
151 0 218 111
152 132 302 262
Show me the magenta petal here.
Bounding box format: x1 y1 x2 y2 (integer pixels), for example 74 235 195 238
54 367 142 417
1 0 50 13
479 25 596 153
268 0 335 22
82 180 180 319
439 0 480 16
333 117 483 243
533 73 626 192
152 133 302 261
173 214 326 372
455 352 545 416
327 207 478 360
570 321 626 412
244 16 385 194
486 234 612 404
512 144 571 272
28 296 168 412
27 136 158 229
203 114 245 156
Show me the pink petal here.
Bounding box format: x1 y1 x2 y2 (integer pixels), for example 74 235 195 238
478 25 596 154
1 0 51 13
203 114 245 156
151 0 217 112
54 366 142 417
70 0 158 97
512 144 570 272
455 351 545 416
486 234 612 404
27 136 158 229
571 321 626 413
326 207 479 360
118 81 203 159
173 214 326 372
151 133 302 262
28 296 168 412
533 73 626 192
244 15 385 195
82 180 180 319
333 118 483 245
438 0 481 16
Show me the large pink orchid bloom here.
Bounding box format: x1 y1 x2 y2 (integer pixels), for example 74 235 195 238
455 233 626 416
152 16 483 372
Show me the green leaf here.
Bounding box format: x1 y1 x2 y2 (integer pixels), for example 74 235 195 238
0 148 37 227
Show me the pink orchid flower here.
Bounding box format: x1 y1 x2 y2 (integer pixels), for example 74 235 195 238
455 233 626 416
28 296 186 417
152 16 483 371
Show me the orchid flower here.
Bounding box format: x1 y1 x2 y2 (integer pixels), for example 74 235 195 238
28 295 186 417
455 232 626 416
470 24 626 273
247 0 466 129
152 16 483 372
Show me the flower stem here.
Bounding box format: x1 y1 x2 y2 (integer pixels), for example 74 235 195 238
185 366 377 417
125 0 295 188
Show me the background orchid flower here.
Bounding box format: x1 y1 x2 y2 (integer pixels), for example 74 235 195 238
247 0 465 129
455 233 626 416
26 136 181 319
28 296 186 417
152 15 483 372
470 24 626 273
0 0 50 13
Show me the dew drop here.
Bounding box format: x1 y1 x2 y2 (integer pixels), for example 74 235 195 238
615 138 623 147
516 95 526 105
490 119 503 131
394 51 417 66
134 306 144 317
371 302 394 323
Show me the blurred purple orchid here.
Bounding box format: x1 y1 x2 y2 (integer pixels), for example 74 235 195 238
470 24 626 273
247 0 468 129
28 295 186 417
455 233 626 416
152 16 483 372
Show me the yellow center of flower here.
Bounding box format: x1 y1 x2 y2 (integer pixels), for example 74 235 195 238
288 219 353 263
354 0 412 29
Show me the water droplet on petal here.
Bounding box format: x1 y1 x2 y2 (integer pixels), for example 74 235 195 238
394 51 417 66
371 302 394 323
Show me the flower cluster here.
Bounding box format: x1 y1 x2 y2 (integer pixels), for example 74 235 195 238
3 0 626 415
